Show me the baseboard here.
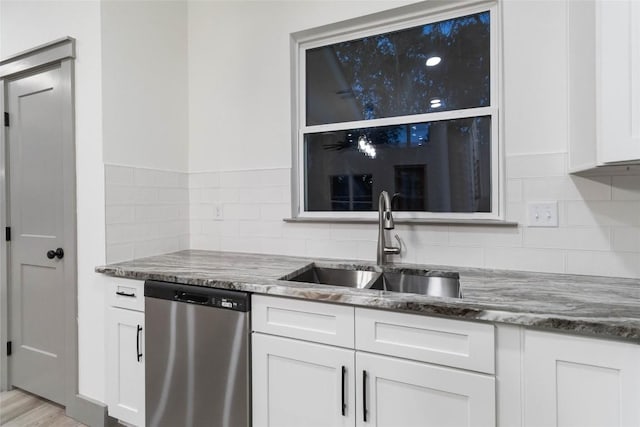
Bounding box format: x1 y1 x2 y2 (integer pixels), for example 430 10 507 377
66 393 108 427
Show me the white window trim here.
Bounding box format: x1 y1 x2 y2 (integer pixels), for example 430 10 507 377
290 0 504 222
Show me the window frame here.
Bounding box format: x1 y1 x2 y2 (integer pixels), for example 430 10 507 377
291 0 503 221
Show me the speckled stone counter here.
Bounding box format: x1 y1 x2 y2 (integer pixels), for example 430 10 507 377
96 250 640 342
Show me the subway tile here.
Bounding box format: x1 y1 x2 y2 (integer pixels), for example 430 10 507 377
238 221 284 239
522 175 611 201
505 202 525 223
329 224 377 241
260 203 290 220
565 250 639 278
191 234 221 251
611 227 640 253
105 186 137 206
134 237 181 259
105 206 135 225
282 223 331 240
507 179 522 202
305 239 360 260
190 204 214 220
566 201 640 227
523 227 611 251
134 168 166 188
106 243 135 264
219 236 263 253
414 245 484 268
134 188 159 205
189 172 220 189
506 153 567 178
259 237 306 257
106 224 138 245
612 175 640 200
157 188 189 204
189 188 202 203
401 225 449 249
448 226 523 247
225 203 261 220
484 247 565 273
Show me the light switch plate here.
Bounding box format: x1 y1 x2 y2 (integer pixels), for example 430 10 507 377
527 201 558 227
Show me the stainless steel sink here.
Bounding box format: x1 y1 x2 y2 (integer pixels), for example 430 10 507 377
371 272 462 298
285 266 380 289
283 266 462 298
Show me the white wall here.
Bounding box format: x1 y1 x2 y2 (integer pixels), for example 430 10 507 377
102 0 189 172
188 0 640 278
0 0 107 402
188 0 417 172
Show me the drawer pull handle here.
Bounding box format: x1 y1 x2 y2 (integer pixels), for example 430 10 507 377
116 291 135 298
362 370 368 422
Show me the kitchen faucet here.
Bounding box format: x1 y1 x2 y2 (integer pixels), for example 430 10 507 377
377 191 401 266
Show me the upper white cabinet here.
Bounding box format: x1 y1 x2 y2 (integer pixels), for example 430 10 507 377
569 0 640 172
523 330 640 427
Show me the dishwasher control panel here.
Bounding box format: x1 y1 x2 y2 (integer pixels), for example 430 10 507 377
145 280 251 312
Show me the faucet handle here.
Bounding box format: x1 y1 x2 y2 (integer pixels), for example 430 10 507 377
383 234 402 256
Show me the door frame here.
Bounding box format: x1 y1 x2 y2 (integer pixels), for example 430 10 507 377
0 37 106 425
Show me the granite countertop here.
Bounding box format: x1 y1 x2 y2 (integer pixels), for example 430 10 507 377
96 250 640 343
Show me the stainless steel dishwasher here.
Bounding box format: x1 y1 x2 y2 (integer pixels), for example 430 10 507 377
144 280 251 427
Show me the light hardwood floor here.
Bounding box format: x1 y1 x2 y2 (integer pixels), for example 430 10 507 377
0 389 86 426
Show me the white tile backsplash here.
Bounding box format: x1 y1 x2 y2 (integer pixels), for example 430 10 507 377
105 165 190 263
105 157 640 278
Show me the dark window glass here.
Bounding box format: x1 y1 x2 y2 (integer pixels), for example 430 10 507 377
305 116 492 213
306 11 490 126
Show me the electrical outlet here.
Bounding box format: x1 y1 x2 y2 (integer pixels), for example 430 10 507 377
527 201 558 227
214 204 224 220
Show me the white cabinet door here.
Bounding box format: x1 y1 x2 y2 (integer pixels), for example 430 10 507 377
252 333 355 427
524 330 640 427
107 307 145 427
356 352 495 427
599 0 640 163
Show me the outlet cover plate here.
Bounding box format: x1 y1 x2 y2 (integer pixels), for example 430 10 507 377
527 201 559 227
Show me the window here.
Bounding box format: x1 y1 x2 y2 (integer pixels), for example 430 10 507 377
292 2 501 221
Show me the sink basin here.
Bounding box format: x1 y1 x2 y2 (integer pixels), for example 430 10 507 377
285 266 380 289
371 272 462 298
284 265 462 298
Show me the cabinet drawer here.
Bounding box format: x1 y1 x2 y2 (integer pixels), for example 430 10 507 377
107 278 145 312
355 308 495 374
252 295 354 348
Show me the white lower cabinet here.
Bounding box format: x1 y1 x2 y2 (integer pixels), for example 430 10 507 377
106 278 145 427
356 352 494 427
252 333 355 427
523 329 640 427
252 296 496 427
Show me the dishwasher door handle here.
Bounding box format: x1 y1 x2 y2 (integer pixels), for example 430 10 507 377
175 291 209 305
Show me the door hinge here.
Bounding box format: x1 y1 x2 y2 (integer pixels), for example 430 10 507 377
6 341 11 356
3 112 8 127
5 227 10 242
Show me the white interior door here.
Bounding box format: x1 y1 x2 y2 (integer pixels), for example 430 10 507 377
6 61 74 405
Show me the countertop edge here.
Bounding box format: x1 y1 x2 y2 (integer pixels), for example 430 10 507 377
96 266 640 344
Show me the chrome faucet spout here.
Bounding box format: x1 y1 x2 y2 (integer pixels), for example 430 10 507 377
377 191 401 266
